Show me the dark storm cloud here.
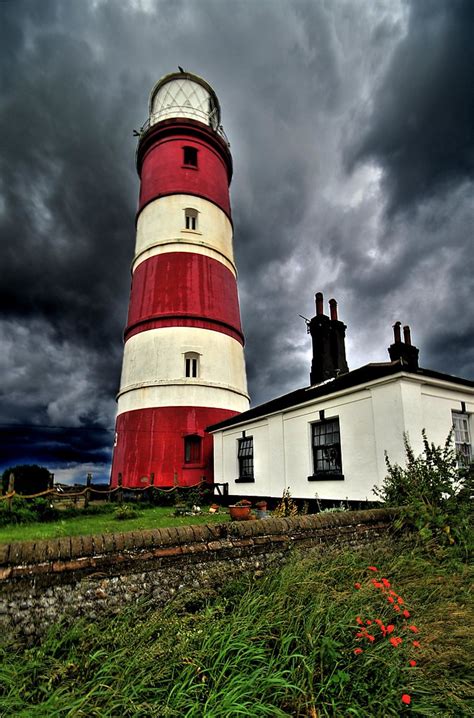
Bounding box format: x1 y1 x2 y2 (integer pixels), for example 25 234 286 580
1 0 472 478
349 0 474 213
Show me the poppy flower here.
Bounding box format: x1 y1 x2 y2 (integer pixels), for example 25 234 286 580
372 580 383 589
408 625 419 633
394 605 400 612
366 619 372 625
354 582 361 589
366 634 375 642
390 590 398 596
401 694 411 705
402 610 411 618
354 648 363 655
409 660 417 667
386 624 395 634
356 616 363 625
375 619 382 626
413 640 421 648
356 631 365 638
397 596 404 605
382 578 391 588
389 636 402 647
368 566 378 572
387 596 394 604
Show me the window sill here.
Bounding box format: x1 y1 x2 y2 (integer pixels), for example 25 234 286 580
235 477 255 483
181 229 202 236
182 164 198 170
183 463 206 470
307 472 345 481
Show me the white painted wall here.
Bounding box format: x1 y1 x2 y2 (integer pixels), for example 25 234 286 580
117 326 249 415
134 195 236 274
212 373 474 501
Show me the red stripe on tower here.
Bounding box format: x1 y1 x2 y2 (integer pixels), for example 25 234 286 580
111 71 249 488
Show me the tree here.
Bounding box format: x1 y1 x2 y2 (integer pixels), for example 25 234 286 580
1 464 52 496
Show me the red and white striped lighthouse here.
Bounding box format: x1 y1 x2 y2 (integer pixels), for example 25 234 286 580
110 71 249 487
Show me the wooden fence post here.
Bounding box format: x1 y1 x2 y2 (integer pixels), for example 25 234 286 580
7 473 14 512
118 473 123 504
84 473 92 509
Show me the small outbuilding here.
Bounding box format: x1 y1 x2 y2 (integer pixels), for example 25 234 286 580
207 294 473 503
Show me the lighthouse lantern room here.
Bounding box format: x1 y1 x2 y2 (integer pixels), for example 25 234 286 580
111 71 249 488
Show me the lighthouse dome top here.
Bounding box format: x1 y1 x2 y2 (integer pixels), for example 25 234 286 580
148 70 222 132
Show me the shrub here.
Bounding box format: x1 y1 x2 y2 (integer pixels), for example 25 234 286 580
113 504 141 521
376 431 473 549
273 488 298 517
0 497 60 526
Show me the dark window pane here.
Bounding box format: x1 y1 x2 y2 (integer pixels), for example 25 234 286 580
183 146 198 167
185 436 201 463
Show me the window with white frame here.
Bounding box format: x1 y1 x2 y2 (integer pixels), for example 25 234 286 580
184 352 199 378
184 207 198 231
236 436 254 482
452 411 472 465
309 417 344 480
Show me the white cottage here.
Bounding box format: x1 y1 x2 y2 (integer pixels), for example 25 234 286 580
207 294 473 503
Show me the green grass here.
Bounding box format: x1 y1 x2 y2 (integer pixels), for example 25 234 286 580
0 539 472 717
0 505 226 543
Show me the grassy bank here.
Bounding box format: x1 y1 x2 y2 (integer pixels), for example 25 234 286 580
0 505 225 544
0 538 472 717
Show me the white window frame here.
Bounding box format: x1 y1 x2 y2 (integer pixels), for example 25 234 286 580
184 352 199 378
452 411 472 465
184 207 198 231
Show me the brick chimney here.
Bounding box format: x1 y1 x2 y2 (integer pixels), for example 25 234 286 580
388 321 419 369
309 293 349 384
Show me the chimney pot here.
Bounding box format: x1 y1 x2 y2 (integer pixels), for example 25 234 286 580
315 292 324 316
403 325 412 345
393 321 402 343
329 298 338 321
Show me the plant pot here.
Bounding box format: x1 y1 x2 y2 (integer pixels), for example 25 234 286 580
229 505 252 521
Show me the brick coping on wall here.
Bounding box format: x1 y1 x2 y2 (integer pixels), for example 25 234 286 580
0 508 396 582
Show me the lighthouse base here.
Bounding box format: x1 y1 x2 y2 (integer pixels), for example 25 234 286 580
110 406 238 488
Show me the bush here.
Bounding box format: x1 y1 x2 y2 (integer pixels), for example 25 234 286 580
113 504 141 521
0 497 60 526
375 430 473 549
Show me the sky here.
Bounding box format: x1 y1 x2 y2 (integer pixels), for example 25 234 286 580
1 0 473 484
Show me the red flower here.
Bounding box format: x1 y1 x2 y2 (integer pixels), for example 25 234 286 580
375 619 382 626
354 582 361 589
397 596 404 605
354 648 363 655
356 631 365 638
409 660 417 667
390 589 398 596
386 624 395 634
382 578 391 588
401 694 411 705
366 619 372 625
389 636 402 647
387 596 394 604
408 625 419 633
372 580 383 589
413 640 421 648
356 616 363 625
368 566 378 572
402 609 411 618
394 605 400 612
366 634 375 642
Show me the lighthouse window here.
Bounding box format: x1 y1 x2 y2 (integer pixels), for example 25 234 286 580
184 435 202 464
185 352 199 378
183 146 198 167
184 208 198 231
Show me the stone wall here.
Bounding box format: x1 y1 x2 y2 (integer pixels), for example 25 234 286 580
0 509 395 643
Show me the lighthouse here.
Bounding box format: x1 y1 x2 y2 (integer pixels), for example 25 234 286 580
110 71 249 488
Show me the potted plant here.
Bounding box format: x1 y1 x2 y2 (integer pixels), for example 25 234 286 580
229 499 252 521
255 500 268 518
